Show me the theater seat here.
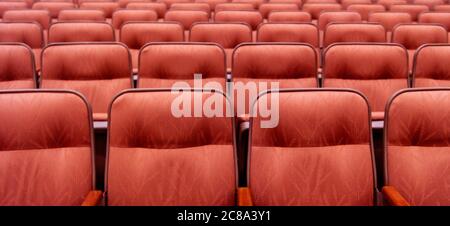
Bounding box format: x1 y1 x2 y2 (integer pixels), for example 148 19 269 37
48 22 115 43
302 3 342 20
164 10 209 37
196 0 228 10
323 23 386 48
389 4 429 21
58 9 106 22
126 2 167 19
267 11 312 23
347 4 385 21
79 2 120 19
2 10 50 44
214 3 255 12
258 3 299 19
384 88 450 206
112 9 158 39
0 43 36 89
106 89 237 206
138 42 227 91
232 0 264 8
318 11 362 30
120 22 184 71
0 2 28 18
0 90 99 206
170 3 211 15
214 10 263 31
418 12 450 42
32 2 75 19
368 12 412 42
412 44 450 87
323 43 409 121
247 89 376 206
40 43 133 121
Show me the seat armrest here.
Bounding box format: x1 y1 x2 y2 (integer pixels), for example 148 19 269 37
238 187 253 206
382 186 410 206
81 190 103 206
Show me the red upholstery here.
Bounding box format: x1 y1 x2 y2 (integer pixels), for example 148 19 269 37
48 22 115 43
106 89 236 206
32 2 75 18
0 90 94 206
412 44 450 87
341 0 372 9
170 3 211 15
158 0 192 7
249 90 375 206
232 0 264 8
0 22 43 48
376 0 407 8
412 0 444 8
138 43 227 89
323 23 386 47
302 3 342 19
0 43 36 89
112 10 158 30
267 11 312 22
318 11 362 30
258 3 299 18
40 43 133 121
215 3 255 12
195 0 228 10
120 22 184 69
389 4 429 21
433 4 450 12
347 4 385 21
0 2 28 18
214 10 263 30
118 0 153 8
418 12 450 30
257 23 319 47
368 12 412 32
58 9 106 22
392 24 448 50
3 10 51 30
164 10 209 30
79 2 120 18
323 43 409 120
126 2 167 18
385 88 450 206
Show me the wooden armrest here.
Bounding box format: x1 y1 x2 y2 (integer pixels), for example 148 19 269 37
382 186 410 206
81 190 103 206
238 187 253 206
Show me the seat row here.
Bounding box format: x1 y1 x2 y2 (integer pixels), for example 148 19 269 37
1 87 448 206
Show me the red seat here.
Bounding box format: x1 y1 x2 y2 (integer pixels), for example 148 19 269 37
341 0 372 9
164 10 210 30
106 89 237 206
267 11 312 22
32 2 75 19
0 1 28 18
376 0 407 8
40 43 133 121
323 43 409 120
214 3 255 12
368 11 412 41
214 10 263 31
412 44 450 87
347 4 385 21
195 0 228 10
48 22 115 43
0 90 96 206
323 23 386 47
2 9 51 30
158 0 192 7
248 89 375 206
112 9 158 39
58 9 106 22
258 3 299 19
232 0 264 8
412 0 444 9
389 4 429 21
0 43 36 89
79 2 120 18
257 23 319 48
318 11 362 30
170 3 211 15
117 0 153 8
384 88 450 206
433 4 450 12
126 2 167 18
418 12 450 31
302 3 342 19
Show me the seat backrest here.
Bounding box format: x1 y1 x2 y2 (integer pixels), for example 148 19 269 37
418 12 450 30
79 2 120 18
170 3 211 15
258 3 299 18
433 4 450 12
391 24 447 50
257 22 319 47
376 0 407 8
412 44 450 87
323 43 409 112
58 9 106 22
341 0 372 9
0 22 44 49
138 43 226 88
389 4 429 21
164 10 209 30
385 88 450 206
412 0 444 9
368 11 412 31
32 2 75 18
267 11 312 22
112 9 158 29
0 43 36 89
190 22 252 48
106 89 236 206
318 11 362 30
0 90 94 206
120 22 184 50
232 0 264 8
126 2 167 18
248 89 375 206
48 22 115 43
215 3 255 12
195 0 228 10
347 4 386 21
3 10 51 30
40 43 132 118
0 2 28 18
323 23 386 47
302 3 342 19
214 10 263 30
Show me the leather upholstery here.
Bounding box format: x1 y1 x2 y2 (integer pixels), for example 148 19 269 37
341 0 371 9
215 3 255 12
0 2 28 18
368 12 412 31
0 22 44 49
58 9 106 22
257 23 319 47
195 0 228 10
170 3 211 15
214 10 263 30
318 11 362 30
79 2 120 18
258 3 299 18
303 3 343 19
392 24 447 50
48 22 115 43
190 23 252 48
347 4 385 21
112 10 158 29
32 2 75 18
418 12 450 30
164 10 209 30
323 23 386 47
413 44 450 87
389 4 429 21
268 11 312 22
0 43 36 89
3 10 51 30
126 2 167 18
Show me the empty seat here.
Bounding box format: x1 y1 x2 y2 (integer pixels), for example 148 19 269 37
0 22 44 71
232 0 264 8
158 0 192 7
323 43 409 120
302 3 342 19
347 4 386 21
267 11 312 22
248 89 375 206
195 0 228 10
2 9 51 31
376 0 407 8
0 1 28 18
0 43 36 89
368 12 412 41
317 11 362 30
106 89 236 206
214 3 255 12
418 12 450 32
164 10 209 31
58 9 106 22
412 44 450 87
48 22 115 43
258 3 299 18
214 10 263 30
120 22 184 70
79 2 120 18
118 0 153 8
0 90 96 206
190 23 252 70
389 4 429 21
40 43 133 121
341 0 372 9
112 10 158 35
412 0 444 9
433 4 450 12
384 88 450 206
392 24 447 70
257 23 319 48
170 3 211 15
323 23 386 47
126 2 167 18
138 43 226 89
32 2 75 19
